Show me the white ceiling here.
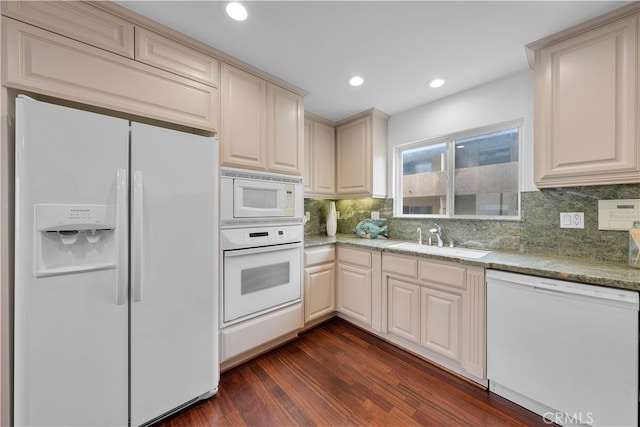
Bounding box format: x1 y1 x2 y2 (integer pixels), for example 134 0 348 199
117 0 634 122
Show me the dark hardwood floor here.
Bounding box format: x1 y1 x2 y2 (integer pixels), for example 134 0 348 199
157 318 547 426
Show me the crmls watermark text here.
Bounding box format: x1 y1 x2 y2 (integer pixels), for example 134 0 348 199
543 411 594 425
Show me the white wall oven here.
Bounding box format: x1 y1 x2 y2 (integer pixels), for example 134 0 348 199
219 170 304 364
221 225 302 325
221 168 303 227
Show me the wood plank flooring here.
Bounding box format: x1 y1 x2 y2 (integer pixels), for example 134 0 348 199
157 318 548 426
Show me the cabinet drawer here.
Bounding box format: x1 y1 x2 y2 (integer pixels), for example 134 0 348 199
135 27 219 88
3 0 134 58
418 259 466 289
4 18 218 132
304 246 335 267
337 246 372 268
383 254 418 278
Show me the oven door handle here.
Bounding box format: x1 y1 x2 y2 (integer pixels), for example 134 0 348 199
223 242 302 257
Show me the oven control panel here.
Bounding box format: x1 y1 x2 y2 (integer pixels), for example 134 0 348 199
220 225 302 250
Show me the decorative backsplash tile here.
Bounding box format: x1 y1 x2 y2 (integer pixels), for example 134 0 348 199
305 183 640 263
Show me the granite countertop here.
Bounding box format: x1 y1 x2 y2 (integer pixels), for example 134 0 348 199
304 234 640 292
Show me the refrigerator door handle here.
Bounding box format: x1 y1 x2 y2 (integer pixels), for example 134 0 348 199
132 170 144 302
115 168 128 305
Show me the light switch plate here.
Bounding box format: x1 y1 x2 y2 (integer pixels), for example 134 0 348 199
560 212 584 229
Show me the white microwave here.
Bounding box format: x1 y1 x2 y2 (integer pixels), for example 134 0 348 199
220 168 303 226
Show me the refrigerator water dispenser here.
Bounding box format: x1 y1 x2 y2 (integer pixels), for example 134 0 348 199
34 204 117 277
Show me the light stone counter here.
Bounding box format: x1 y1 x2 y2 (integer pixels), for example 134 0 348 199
304 234 640 292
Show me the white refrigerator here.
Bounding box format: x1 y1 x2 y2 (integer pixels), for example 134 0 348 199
14 96 219 426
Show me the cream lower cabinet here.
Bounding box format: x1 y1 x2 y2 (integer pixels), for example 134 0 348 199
420 286 462 361
387 278 420 343
303 246 336 326
336 245 382 331
383 253 486 383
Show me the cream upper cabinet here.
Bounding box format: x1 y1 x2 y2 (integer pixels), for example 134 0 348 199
267 83 304 175
2 0 135 58
3 17 218 132
220 64 267 170
304 114 336 197
335 108 388 198
221 64 303 175
135 27 220 88
304 119 314 193
528 7 640 187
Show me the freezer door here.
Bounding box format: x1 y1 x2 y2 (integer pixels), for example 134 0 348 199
129 123 218 426
14 96 129 426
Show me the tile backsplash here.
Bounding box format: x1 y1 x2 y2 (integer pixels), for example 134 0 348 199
304 183 640 263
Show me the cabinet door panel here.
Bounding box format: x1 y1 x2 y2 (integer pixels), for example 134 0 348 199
336 117 370 194
304 263 335 323
268 84 303 175
534 14 639 186
220 64 267 170
312 122 336 195
387 278 420 343
337 264 371 325
421 287 461 362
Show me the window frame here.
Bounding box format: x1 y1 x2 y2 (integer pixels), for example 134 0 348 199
393 120 523 220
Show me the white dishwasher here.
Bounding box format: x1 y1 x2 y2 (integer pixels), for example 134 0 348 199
487 269 639 427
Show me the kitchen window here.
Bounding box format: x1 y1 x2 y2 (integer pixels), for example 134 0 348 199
395 121 521 219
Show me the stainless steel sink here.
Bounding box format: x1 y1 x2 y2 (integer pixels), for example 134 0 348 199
388 242 491 259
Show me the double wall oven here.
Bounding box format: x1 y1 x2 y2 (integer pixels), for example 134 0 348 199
219 168 304 360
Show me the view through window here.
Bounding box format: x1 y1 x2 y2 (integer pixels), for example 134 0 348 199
396 123 521 219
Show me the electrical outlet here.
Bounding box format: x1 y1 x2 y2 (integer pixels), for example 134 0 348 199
305 212 310 222
560 212 584 229
371 211 380 219
336 211 341 220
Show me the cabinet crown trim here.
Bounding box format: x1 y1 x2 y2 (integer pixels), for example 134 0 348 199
525 3 640 68
335 107 390 126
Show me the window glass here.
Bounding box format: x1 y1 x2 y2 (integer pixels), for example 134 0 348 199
453 127 519 217
401 143 447 215
395 123 521 219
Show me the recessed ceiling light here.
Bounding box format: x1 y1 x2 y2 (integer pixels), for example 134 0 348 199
427 78 446 88
226 2 248 21
349 76 364 87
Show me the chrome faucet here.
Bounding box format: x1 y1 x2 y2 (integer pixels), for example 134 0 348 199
417 227 423 245
429 223 443 247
